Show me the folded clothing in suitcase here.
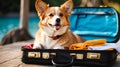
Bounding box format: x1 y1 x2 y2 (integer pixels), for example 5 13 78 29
22 7 119 67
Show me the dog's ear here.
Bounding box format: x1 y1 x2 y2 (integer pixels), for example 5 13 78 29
60 0 73 16
35 0 49 17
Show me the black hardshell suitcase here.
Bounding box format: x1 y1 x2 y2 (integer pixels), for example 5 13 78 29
22 7 120 67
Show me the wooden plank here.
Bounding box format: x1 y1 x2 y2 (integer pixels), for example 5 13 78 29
0 40 33 67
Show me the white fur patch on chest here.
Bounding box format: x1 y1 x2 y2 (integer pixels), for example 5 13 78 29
44 38 59 49
40 31 58 49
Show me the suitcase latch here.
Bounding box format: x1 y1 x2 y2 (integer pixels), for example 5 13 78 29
87 53 101 59
70 53 83 60
28 52 40 58
76 54 83 60
42 52 50 59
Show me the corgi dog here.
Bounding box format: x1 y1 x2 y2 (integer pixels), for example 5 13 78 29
33 0 85 49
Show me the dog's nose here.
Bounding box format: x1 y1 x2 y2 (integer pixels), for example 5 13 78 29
56 18 61 23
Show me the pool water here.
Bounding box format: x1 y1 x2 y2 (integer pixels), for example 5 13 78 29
0 16 40 41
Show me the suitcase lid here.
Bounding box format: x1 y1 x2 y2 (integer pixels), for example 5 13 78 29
69 7 119 43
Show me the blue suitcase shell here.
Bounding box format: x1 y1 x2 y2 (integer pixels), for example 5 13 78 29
70 7 119 43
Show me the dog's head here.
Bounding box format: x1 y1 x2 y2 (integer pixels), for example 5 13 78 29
35 0 73 37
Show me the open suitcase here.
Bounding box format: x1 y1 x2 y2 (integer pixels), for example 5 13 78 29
22 7 120 67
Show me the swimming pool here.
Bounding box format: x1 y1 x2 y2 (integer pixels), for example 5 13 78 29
0 16 40 41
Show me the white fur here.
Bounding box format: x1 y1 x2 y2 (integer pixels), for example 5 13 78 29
54 26 69 36
55 7 60 15
34 30 63 49
49 7 61 27
33 25 69 49
43 25 55 37
54 45 64 49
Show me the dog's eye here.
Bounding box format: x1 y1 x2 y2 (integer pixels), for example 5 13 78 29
59 13 63 17
49 13 54 17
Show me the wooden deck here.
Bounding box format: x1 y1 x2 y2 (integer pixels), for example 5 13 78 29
0 40 120 67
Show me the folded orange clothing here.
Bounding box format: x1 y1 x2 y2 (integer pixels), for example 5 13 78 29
69 39 106 50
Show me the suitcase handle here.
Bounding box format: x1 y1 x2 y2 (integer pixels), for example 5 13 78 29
51 56 74 67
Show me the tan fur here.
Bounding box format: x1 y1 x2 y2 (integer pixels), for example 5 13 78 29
33 0 85 49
